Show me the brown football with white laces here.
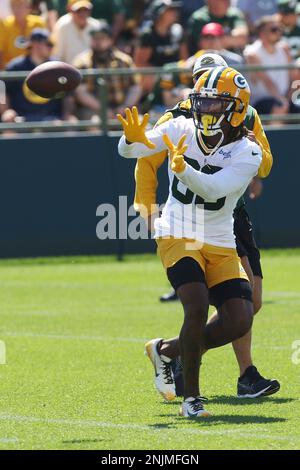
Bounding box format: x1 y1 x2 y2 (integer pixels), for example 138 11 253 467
26 61 82 99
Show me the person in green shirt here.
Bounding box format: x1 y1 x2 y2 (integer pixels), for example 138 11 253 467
187 0 248 54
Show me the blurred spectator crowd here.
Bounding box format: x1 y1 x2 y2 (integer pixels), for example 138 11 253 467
1 0 300 127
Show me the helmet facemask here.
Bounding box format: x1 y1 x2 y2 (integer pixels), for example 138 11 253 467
189 89 245 154
190 90 245 134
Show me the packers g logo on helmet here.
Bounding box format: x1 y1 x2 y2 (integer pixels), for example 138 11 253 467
190 66 251 130
233 74 249 90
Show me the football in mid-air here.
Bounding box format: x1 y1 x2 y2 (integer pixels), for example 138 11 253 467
25 61 82 99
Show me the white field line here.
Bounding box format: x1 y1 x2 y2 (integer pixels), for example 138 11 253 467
267 291 300 297
0 438 19 443
0 413 297 443
0 331 292 350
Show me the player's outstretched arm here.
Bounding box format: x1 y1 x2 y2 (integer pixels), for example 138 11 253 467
117 107 156 149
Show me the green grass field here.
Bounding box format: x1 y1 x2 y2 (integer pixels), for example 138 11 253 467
0 249 299 450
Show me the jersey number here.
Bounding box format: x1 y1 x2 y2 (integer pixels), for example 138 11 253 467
171 157 226 211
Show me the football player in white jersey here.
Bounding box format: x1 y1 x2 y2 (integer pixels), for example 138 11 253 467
136 54 279 402
118 66 262 418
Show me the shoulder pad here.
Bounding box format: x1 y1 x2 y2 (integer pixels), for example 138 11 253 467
166 99 192 119
154 112 173 128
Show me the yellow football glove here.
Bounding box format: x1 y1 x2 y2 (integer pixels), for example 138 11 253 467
116 106 156 150
162 134 188 174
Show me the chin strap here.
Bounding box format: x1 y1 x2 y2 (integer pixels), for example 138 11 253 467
198 129 224 156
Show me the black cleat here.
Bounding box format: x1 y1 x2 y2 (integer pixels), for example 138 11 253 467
159 289 178 302
237 365 280 398
171 356 184 397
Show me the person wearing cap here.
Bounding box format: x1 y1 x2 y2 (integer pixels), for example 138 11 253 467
187 0 248 55
72 20 142 121
0 0 46 68
51 0 99 64
199 21 246 62
1 28 65 123
197 21 246 58
276 0 300 59
134 0 187 95
200 22 227 50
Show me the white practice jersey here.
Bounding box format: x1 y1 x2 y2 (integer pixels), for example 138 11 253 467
118 116 262 248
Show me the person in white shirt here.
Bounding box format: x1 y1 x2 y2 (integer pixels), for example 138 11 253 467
118 66 262 418
51 0 99 64
244 15 294 115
